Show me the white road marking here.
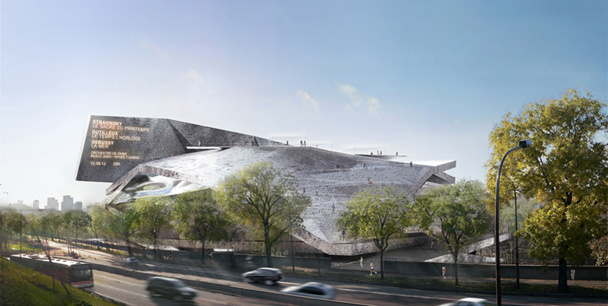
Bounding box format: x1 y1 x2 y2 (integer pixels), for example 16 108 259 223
94 282 149 298
95 274 145 287
339 287 445 301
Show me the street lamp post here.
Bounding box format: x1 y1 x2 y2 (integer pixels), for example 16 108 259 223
495 139 531 306
514 190 520 289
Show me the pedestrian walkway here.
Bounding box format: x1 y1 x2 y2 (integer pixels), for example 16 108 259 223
331 242 607 289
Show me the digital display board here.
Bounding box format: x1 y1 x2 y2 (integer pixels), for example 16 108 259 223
76 116 185 182
76 115 284 183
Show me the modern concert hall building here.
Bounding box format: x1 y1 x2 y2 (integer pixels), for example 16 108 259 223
77 116 456 255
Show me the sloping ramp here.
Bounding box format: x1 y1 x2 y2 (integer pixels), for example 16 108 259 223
425 233 511 263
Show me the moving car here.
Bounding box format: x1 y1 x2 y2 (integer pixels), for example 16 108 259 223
281 282 335 299
123 257 139 266
146 276 197 301
439 297 495 306
242 267 283 285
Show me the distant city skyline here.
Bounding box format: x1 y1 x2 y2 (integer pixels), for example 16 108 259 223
1 1 606 205
0 194 90 211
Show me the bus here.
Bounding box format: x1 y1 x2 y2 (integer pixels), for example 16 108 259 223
10 254 94 288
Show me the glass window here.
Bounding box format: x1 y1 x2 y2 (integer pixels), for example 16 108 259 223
71 267 93 282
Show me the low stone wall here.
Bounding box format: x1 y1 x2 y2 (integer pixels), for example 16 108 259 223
383 261 608 281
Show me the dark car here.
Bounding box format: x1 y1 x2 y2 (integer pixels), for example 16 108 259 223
242 267 283 285
146 276 197 301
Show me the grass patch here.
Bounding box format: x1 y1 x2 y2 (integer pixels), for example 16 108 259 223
4 242 41 253
0 257 116 306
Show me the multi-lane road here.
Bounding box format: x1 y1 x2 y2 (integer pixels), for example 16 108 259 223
93 270 290 306
45 241 606 306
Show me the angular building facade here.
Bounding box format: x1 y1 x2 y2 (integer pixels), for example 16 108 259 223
77 116 455 256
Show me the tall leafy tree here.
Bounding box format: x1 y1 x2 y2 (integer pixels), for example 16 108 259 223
91 204 139 256
215 161 311 267
41 211 63 241
0 210 26 250
63 210 91 254
416 179 491 286
173 189 231 264
63 210 91 239
337 186 414 280
110 206 140 256
133 196 172 259
486 89 608 292
88 204 106 240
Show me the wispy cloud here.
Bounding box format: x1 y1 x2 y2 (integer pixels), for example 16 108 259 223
180 68 203 82
138 36 170 60
339 83 381 114
296 90 319 113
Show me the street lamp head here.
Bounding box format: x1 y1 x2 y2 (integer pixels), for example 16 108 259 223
519 139 532 148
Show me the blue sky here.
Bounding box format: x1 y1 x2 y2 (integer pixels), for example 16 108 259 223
1 0 606 206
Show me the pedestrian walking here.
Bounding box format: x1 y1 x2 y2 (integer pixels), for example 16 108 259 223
571 269 575 282
442 266 446 279
359 256 363 268
370 261 377 275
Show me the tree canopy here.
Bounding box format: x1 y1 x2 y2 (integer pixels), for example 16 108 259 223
62 210 91 239
485 89 608 292
337 186 414 279
173 189 231 263
215 161 311 267
416 179 491 286
90 204 139 256
133 196 172 259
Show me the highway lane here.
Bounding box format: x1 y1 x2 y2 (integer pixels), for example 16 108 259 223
90 270 292 306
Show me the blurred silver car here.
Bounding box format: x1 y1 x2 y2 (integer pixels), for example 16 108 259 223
242 267 283 285
123 257 139 266
439 297 495 306
281 282 335 299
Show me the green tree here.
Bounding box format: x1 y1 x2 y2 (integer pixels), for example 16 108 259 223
63 210 92 238
337 186 414 280
133 196 172 259
499 196 539 234
173 189 231 264
63 210 92 255
215 161 311 267
486 89 608 292
91 204 139 256
416 179 491 286
589 236 608 266
39 211 62 241
0 210 26 250
88 204 105 240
